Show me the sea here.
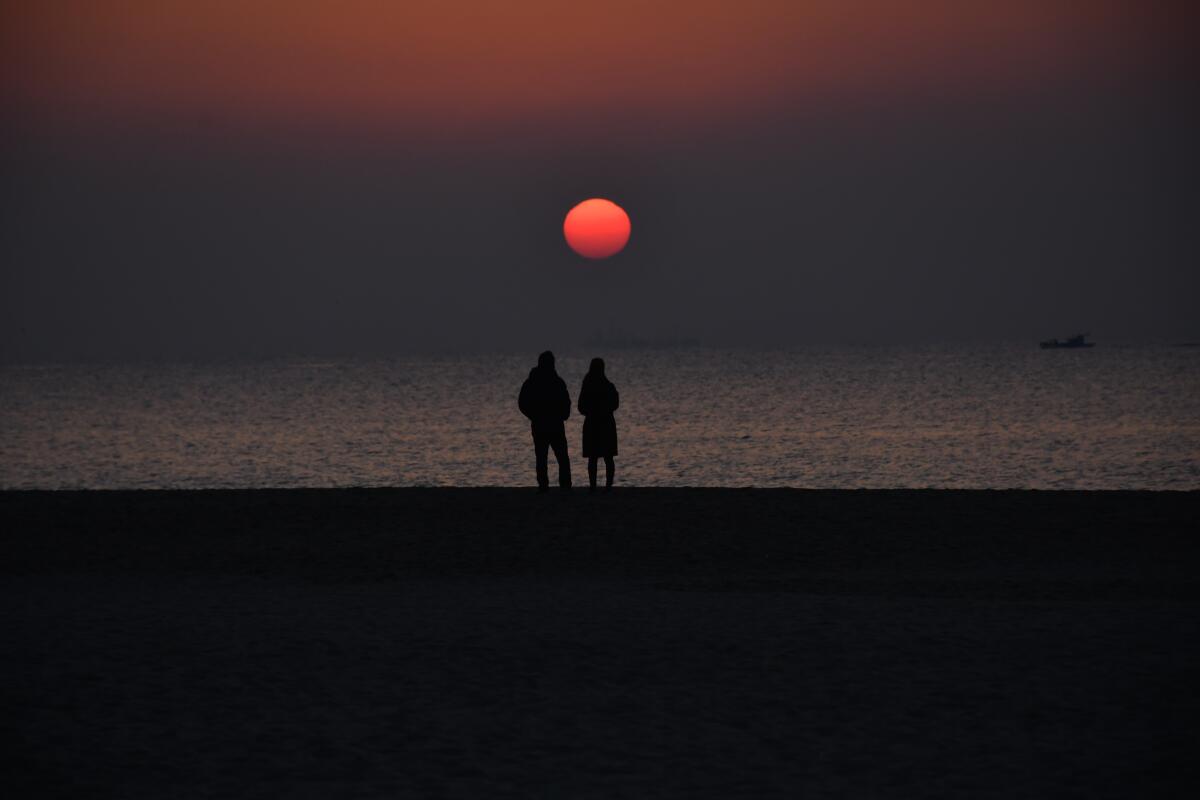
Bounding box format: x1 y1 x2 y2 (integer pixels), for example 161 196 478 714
2 345 1198 490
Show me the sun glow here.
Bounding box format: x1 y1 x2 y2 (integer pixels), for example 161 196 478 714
563 199 631 260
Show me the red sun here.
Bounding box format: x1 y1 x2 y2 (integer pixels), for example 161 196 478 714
563 198 631 259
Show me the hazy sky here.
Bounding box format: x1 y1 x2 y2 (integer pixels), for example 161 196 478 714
2 0 1196 359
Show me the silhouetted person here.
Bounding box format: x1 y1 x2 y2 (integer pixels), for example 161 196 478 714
577 357 619 491
518 350 572 492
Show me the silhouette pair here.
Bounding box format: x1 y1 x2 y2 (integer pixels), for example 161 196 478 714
518 351 619 492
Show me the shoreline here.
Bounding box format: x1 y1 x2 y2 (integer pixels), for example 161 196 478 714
4 489 1198 796
5 488 1197 579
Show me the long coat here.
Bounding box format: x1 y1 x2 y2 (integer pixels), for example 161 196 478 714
577 375 619 457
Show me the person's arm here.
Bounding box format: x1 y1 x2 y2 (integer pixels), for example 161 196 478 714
518 380 532 419
610 384 619 412
560 380 571 420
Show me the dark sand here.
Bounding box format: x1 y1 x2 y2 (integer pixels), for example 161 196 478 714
2 489 1198 798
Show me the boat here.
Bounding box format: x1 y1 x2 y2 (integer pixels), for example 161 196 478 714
1039 333 1095 349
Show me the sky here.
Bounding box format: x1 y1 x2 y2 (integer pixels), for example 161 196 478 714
2 0 1197 359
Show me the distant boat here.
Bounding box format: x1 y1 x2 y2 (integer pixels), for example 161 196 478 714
1039 333 1095 349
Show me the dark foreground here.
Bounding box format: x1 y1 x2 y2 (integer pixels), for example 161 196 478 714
2 489 1198 798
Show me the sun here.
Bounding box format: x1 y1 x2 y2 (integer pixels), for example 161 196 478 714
563 198 631 259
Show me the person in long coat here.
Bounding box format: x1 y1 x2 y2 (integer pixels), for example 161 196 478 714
518 350 572 491
577 357 619 491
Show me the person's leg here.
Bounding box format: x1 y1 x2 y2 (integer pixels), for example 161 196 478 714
604 456 615 488
533 432 550 490
550 430 571 488
588 457 598 490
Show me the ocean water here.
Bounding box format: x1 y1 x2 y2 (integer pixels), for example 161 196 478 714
2 345 1198 490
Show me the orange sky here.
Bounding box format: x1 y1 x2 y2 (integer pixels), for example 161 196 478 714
1 1 1188 135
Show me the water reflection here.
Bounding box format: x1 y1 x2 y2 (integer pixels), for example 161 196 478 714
1 345 1197 489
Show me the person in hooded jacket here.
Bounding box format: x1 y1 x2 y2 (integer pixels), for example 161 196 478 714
577 357 619 491
518 350 572 491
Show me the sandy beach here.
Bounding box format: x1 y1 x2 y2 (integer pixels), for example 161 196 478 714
2 489 1197 797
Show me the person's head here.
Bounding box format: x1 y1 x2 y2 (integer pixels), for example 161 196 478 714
538 350 555 371
589 357 605 376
